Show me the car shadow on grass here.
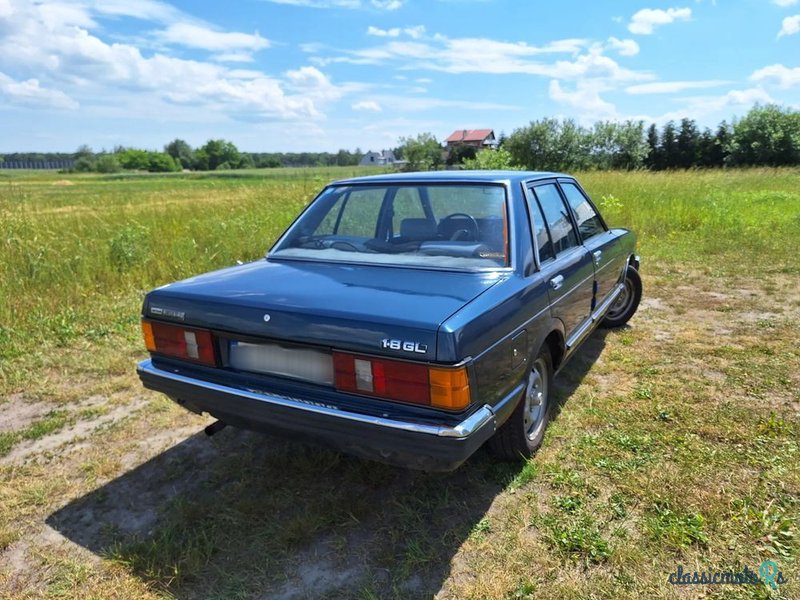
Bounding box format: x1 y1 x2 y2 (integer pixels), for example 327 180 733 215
47 331 608 599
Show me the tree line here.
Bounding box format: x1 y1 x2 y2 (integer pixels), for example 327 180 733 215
0 141 365 172
3 104 797 173
398 104 800 172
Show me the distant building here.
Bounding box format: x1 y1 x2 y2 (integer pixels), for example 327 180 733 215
445 129 497 149
360 149 399 166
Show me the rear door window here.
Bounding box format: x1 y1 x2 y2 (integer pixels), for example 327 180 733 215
525 189 554 263
533 183 579 255
560 182 606 240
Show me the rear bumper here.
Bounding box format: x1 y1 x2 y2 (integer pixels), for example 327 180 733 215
137 359 497 471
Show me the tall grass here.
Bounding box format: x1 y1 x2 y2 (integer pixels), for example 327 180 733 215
1 167 798 387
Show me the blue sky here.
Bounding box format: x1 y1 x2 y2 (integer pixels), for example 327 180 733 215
0 0 798 152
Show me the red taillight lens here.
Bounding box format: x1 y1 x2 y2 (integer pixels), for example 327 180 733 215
142 320 217 366
333 352 470 410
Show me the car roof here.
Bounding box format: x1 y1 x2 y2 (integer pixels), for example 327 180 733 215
331 170 572 186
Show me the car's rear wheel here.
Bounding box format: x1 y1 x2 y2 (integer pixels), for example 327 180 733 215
488 347 553 460
602 266 642 328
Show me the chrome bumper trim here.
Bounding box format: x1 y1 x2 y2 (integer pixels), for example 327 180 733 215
137 359 495 439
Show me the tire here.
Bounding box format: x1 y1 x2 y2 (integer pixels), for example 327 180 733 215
601 266 642 329
488 347 554 461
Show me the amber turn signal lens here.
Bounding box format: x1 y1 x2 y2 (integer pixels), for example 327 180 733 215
429 366 470 410
141 320 156 352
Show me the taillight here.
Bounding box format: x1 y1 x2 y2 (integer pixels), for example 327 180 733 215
332 352 470 410
141 320 217 367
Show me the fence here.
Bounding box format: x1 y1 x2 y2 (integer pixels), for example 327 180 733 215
0 160 75 170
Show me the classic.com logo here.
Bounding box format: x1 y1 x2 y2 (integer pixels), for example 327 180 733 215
668 560 788 589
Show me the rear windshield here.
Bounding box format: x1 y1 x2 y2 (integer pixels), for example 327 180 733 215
270 184 509 270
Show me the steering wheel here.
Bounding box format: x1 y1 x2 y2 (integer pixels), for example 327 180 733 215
440 213 480 241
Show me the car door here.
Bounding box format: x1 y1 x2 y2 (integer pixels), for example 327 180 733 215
526 182 594 346
558 179 625 311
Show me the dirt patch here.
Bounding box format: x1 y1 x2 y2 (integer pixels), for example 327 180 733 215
2 399 148 465
51 180 74 186
270 538 368 600
0 395 53 433
639 297 670 312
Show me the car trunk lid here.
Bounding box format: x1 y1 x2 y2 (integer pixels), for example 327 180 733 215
143 259 504 362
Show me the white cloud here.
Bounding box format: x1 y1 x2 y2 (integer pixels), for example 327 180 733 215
311 35 649 83
606 37 639 56
548 80 616 120
0 0 343 120
404 25 425 39
652 87 774 122
0 72 78 109
371 0 403 9
773 0 798 6
352 100 382 112
750 63 800 88
628 7 691 35
778 15 800 36
367 24 424 38
214 52 256 63
157 23 270 52
626 80 731 94
261 0 400 8
367 25 401 37
367 93 520 113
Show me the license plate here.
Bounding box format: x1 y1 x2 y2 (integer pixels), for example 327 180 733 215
229 340 334 386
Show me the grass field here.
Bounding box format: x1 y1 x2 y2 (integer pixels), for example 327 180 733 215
0 167 798 599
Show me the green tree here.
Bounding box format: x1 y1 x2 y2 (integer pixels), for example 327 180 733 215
164 139 194 170
117 149 150 170
462 147 519 170
147 152 180 172
505 118 591 171
95 154 121 173
728 104 800 166
198 139 241 171
398 133 443 171
711 122 731 167
645 123 661 170
677 118 700 168
696 128 717 168
446 144 477 166
590 120 647 170
660 121 679 169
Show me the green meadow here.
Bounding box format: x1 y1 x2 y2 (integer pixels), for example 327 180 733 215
0 167 798 599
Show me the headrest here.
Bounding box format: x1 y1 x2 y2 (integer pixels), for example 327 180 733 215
400 218 437 241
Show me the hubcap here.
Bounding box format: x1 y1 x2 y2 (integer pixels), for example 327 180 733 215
607 278 634 320
523 358 549 441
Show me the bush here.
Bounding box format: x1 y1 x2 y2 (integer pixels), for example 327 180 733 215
463 148 519 170
94 155 121 174
147 153 180 173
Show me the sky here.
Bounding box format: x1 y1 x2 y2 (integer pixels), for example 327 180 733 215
0 0 798 153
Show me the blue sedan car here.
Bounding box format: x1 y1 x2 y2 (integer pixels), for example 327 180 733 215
137 171 641 471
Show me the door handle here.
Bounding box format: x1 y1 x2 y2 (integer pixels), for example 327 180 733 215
550 275 564 290
593 250 602 265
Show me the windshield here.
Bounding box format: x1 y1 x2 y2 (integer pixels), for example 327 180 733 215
270 184 509 270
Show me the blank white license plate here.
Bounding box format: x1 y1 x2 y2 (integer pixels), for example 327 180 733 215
229 341 334 386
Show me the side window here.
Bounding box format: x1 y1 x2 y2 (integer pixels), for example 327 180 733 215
560 182 605 240
391 187 426 233
525 189 554 262
316 188 384 238
533 183 578 255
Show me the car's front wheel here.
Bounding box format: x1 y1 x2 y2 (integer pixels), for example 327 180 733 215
602 266 642 328
488 347 553 460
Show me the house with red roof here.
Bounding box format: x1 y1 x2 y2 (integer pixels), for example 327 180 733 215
445 129 497 149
